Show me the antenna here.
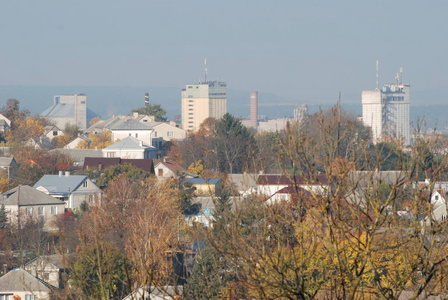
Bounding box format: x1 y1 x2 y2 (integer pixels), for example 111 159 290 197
376 60 379 90
144 93 149 107
204 58 208 83
395 67 403 84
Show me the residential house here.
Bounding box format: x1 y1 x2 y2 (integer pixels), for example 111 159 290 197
227 173 259 196
430 190 448 222
109 118 154 144
0 185 66 231
85 115 126 135
0 268 53 299
43 125 64 141
154 160 196 180
24 253 78 289
265 185 312 205
34 172 102 210
148 121 187 142
63 136 89 149
50 148 103 166
255 174 330 199
185 178 221 196
84 157 155 174
0 114 11 132
122 286 183 300
0 157 17 179
102 136 158 159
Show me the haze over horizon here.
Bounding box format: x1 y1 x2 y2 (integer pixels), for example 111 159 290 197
1 1 447 117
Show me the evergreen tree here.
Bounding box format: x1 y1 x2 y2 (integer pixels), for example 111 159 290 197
132 104 167 122
0 204 7 229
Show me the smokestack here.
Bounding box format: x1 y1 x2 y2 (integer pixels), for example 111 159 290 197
145 93 149 107
250 91 258 129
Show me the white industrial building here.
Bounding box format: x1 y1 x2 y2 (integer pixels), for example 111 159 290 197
362 69 411 146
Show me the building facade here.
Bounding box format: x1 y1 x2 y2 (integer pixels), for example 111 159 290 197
362 82 411 145
181 81 227 131
41 94 99 130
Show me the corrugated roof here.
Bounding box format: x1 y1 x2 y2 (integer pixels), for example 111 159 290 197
103 136 153 150
110 118 153 130
0 268 51 292
1 185 65 206
33 174 88 195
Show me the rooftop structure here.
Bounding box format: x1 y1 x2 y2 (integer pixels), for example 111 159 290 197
181 81 227 131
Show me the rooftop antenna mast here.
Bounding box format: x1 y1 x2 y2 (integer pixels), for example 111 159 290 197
376 60 379 90
204 58 208 83
395 67 403 84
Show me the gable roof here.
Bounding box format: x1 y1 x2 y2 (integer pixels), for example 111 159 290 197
33 174 89 195
26 253 78 270
1 185 65 206
157 160 188 173
0 157 16 167
50 148 103 165
0 268 51 292
103 136 153 150
257 174 330 186
110 118 153 131
84 157 155 174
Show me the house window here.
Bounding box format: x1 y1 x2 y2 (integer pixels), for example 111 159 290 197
435 195 439 200
167 131 174 137
135 133 138 138
158 168 163 177
42 272 50 281
154 132 158 138
443 215 447 221
25 295 35 300
107 152 115 158
25 207 32 216
38 207 44 216
129 133 131 136
53 131 58 136
51 206 57 215
83 180 88 187
0 295 12 300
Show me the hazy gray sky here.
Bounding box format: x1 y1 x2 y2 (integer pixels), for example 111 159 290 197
1 0 447 104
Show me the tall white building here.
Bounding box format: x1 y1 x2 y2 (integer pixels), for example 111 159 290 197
181 81 227 131
362 75 411 145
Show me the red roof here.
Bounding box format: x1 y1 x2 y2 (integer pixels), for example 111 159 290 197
160 161 188 173
83 157 154 174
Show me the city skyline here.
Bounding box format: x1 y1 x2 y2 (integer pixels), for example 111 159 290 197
1 1 447 107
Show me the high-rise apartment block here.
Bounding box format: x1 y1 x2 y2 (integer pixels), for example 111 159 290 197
181 81 227 131
294 104 309 123
250 91 258 129
362 75 411 145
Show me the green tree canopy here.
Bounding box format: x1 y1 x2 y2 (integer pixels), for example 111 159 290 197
132 104 167 122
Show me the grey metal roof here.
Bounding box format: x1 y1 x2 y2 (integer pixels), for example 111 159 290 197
110 118 153 131
186 178 220 185
0 268 51 292
50 148 103 164
103 136 153 150
33 174 88 195
1 185 65 206
41 103 74 118
0 157 15 167
26 253 78 270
